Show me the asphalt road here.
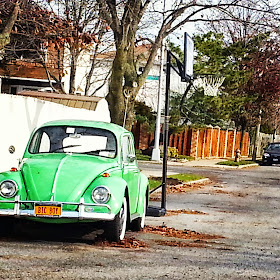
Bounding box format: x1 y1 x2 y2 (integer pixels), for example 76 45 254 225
0 163 279 279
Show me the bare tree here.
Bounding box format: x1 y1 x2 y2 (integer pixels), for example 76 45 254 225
1 0 110 95
45 0 107 95
0 0 67 92
97 0 279 129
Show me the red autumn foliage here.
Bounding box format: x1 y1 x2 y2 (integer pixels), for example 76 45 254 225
241 39 280 130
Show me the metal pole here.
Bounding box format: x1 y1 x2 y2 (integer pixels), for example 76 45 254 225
151 0 166 161
151 43 165 161
161 50 171 210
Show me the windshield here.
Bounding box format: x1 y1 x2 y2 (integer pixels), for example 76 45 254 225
28 125 117 158
266 143 280 151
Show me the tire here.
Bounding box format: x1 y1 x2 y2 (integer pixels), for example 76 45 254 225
107 197 128 242
130 195 146 231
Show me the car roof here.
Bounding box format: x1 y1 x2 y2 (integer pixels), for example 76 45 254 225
40 120 130 137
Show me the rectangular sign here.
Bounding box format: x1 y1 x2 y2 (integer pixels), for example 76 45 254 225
147 75 159 81
35 205 62 216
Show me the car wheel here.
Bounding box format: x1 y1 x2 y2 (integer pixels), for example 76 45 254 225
107 197 127 242
130 195 146 231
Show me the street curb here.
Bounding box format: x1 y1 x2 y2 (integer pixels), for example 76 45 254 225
212 163 259 169
184 177 211 185
138 160 259 169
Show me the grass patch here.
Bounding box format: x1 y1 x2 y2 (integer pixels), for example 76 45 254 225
149 178 162 190
217 160 256 166
168 173 205 181
136 149 195 162
136 149 151 161
149 173 205 191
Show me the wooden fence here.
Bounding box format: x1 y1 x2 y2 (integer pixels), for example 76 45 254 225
132 123 250 158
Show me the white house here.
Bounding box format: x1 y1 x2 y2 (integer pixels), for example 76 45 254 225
61 44 188 111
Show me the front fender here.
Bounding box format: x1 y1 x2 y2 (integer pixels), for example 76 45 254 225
83 176 127 214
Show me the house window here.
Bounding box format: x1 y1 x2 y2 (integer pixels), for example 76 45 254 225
10 87 17 95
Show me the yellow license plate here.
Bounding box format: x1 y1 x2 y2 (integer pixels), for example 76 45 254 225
34 205 62 216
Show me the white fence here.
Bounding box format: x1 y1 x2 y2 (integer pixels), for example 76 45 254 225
0 94 110 172
252 132 280 157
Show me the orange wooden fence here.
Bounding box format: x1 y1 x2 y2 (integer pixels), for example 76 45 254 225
132 123 250 158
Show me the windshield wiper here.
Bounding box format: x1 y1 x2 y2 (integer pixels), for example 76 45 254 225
82 149 115 155
52 144 81 152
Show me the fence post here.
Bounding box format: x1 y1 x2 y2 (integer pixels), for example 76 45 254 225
224 129 228 158
182 127 188 155
232 129 236 158
190 129 199 158
216 126 220 158
202 129 206 159
209 125 213 158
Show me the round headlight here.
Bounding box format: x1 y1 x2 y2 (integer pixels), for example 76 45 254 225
0 180 18 198
263 153 270 158
91 186 111 204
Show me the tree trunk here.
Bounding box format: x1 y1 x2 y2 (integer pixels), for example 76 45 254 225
0 1 20 49
106 46 126 126
69 49 79 94
101 1 162 130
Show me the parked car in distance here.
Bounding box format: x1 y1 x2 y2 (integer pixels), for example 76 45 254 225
262 142 280 165
0 120 149 242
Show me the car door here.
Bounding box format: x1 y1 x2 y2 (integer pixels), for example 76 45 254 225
121 134 140 214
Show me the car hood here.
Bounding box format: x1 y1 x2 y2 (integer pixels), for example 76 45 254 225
21 153 118 202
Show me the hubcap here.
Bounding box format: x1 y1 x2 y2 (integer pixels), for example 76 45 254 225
140 198 146 229
119 198 127 240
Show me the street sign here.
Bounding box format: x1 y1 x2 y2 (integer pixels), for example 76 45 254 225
147 75 159 80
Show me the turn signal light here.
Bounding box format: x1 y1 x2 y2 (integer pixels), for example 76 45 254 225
102 173 110 177
10 167 18 172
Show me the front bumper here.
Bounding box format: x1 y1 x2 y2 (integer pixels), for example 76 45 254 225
0 196 115 221
262 155 280 163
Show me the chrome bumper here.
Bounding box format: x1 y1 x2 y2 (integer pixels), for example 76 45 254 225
0 196 115 221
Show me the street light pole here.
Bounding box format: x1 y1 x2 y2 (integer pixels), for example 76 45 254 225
151 0 166 162
151 43 165 161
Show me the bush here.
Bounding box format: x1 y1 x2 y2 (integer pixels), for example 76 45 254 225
168 147 179 158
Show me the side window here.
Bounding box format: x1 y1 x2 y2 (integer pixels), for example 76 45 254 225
122 136 129 163
29 131 50 153
39 132 51 152
128 137 135 156
122 135 135 163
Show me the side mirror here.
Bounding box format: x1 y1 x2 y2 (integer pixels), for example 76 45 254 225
128 154 136 163
8 145 16 154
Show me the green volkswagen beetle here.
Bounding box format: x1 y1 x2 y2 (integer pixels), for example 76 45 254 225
0 120 149 241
